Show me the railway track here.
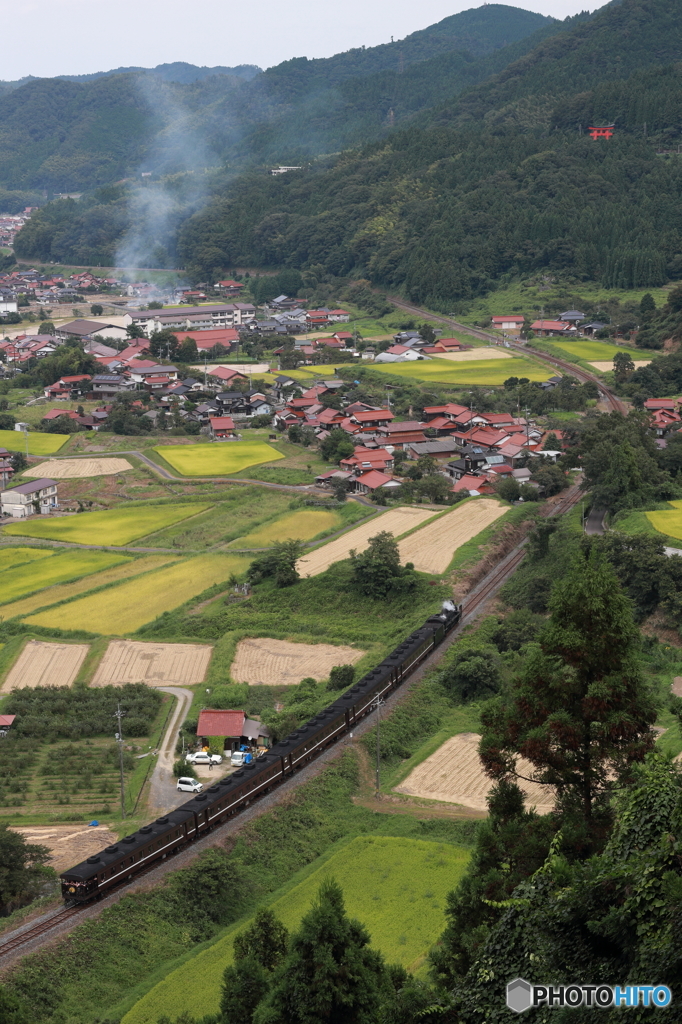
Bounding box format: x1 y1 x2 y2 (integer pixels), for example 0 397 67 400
0 906 81 958
388 297 627 414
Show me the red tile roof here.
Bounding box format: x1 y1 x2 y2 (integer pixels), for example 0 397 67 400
530 320 569 331
355 470 394 489
352 409 394 423
208 366 247 380
210 416 235 429
196 709 245 737
0 715 15 728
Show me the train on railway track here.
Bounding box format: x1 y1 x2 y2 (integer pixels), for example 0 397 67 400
60 601 463 903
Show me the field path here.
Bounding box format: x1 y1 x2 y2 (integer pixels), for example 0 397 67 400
147 687 194 814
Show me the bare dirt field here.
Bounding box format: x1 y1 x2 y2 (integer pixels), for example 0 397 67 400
190 362 270 374
589 359 651 372
1 640 89 693
231 637 365 685
398 499 506 575
394 732 554 812
436 348 513 362
91 640 214 687
297 506 435 577
10 824 118 872
24 458 133 478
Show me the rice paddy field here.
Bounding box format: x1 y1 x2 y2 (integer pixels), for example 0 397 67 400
369 356 547 385
3 503 212 546
0 555 177 621
153 442 285 477
646 502 682 542
226 508 342 548
24 553 252 634
0 428 70 455
545 340 638 361
0 550 130 605
0 547 54 571
123 835 470 1024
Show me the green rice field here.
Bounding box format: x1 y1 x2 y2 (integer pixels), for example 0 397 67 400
0 547 54 571
24 553 252 633
153 442 285 477
369 356 547 385
0 429 70 455
3 503 212 546
545 340 642 361
122 835 470 1024
0 550 130 605
227 509 341 548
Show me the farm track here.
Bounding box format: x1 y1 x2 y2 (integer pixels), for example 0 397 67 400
0 487 583 968
387 298 628 414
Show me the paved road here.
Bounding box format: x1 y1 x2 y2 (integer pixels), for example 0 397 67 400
585 508 607 535
147 687 194 815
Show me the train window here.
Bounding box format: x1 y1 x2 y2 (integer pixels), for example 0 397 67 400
175 829 180 837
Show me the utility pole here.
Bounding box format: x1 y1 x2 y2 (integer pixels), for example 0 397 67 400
371 696 385 798
114 702 126 819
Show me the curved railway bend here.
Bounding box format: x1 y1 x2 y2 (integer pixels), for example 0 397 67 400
0 497 583 968
388 297 628 415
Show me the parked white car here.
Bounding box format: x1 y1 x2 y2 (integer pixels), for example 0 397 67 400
230 750 253 767
177 777 203 793
186 751 222 765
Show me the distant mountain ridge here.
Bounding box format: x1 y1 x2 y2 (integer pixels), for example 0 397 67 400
0 62 262 92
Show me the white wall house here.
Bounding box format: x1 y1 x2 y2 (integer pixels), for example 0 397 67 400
1 477 58 518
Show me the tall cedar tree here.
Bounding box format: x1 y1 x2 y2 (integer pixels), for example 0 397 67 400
221 909 288 1023
480 551 656 846
254 878 386 1024
350 531 417 599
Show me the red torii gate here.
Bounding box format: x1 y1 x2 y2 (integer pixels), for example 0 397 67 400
588 124 615 139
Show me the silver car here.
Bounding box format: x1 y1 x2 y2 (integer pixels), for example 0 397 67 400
177 777 203 793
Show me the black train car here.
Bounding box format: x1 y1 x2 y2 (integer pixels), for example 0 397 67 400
61 602 461 903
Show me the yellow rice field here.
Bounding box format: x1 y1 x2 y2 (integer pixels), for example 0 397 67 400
0 550 130 605
0 547 54 572
24 554 252 634
3 503 212 546
228 509 341 548
0 555 178 621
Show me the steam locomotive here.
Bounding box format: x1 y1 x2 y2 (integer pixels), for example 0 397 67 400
60 601 462 904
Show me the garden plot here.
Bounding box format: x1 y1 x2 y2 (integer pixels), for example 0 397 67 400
25 554 252 634
10 824 118 872
296 506 435 577
1 640 89 693
231 637 364 685
4 502 211 545
92 640 213 687
24 458 133 478
395 732 554 812
398 499 506 575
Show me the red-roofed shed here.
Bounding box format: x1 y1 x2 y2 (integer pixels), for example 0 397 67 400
196 709 245 746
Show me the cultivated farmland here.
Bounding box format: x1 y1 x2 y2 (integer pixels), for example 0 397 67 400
646 507 682 541
0 429 70 455
10 824 119 873
589 359 651 372
1 640 89 693
546 339 634 361
227 508 341 548
92 639 213 687
436 347 513 361
395 732 554 812
3 502 212 545
24 457 133 478
153 442 285 477
370 356 547 385
0 547 53 571
0 555 176 621
0 550 130 604
123 836 470 1024
25 554 252 634
297 506 435 577
398 499 506 574
230 637 365 685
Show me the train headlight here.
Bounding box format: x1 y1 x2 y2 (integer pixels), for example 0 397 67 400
68 886 75 894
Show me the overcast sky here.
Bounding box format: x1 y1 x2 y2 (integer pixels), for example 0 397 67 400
4 1 606 81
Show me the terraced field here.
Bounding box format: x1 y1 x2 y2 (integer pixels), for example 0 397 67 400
0 547 54 571
153 442 285 477
123 836 470 1024
0 550 130 605
24 554 252 634
227 509 341 548
3 503 212 545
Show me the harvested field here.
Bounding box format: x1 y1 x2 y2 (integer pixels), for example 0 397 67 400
297 506 435 577
231 637 365 685
436 348 513 361
1 639 89 693
0 547 53 572
395 732 554 812
0 550 129 605
25 553 252 634
153 442 284 477
0 428 69 455
589 359 651 372
227 509 341 548
398 499 506 575
10 825 118 873
0 555 177 621
4 502 211 545
92 639 213 687
24 457 133 478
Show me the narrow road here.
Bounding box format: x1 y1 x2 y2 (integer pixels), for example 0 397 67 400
147 687 194 815
585 508 607 535
387 297 627 414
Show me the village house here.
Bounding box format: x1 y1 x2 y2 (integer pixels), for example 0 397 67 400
209 416 237 439
1 477 58 518
491 316 525 331
0 448 14 488
43 374 92 399
196 709 269 753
